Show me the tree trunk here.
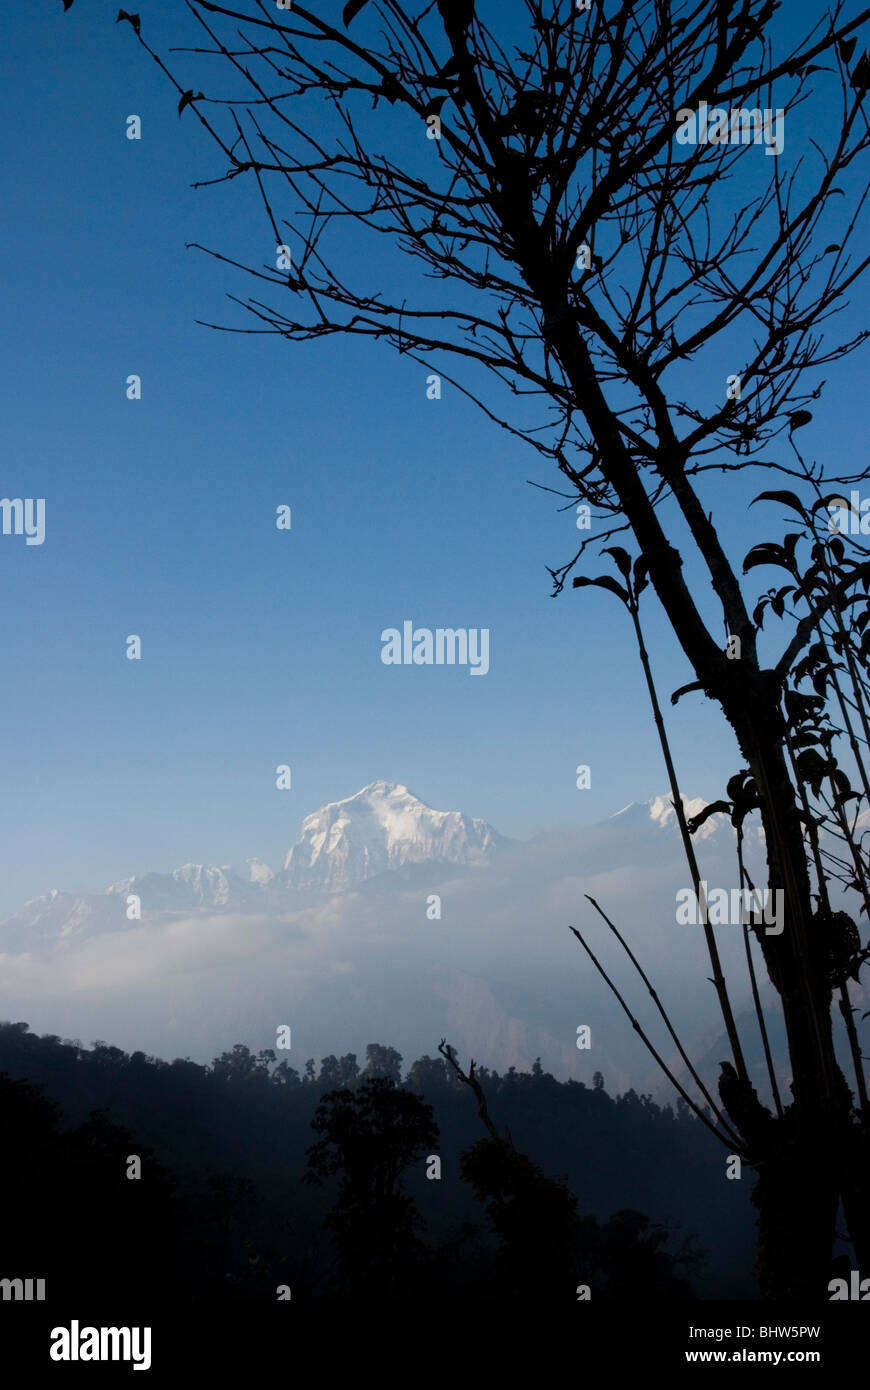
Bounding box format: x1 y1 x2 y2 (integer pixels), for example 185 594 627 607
535 307 862 1297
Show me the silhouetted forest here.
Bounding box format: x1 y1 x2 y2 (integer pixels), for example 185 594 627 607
0 1022 757 1302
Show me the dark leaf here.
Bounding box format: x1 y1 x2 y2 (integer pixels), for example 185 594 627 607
813 492 852 523
833 787 860 809
790 732 823 749
686 801 730 835
782 535 804 565
823 244 841 254
602 546 632 580
811 669 829 698
63 0 75 10
752 489 810 520
851 53 870 90
178 90 201 116
796 747 830 796
343 0 370 25
726 770 755 804
633 556 649 598
378 74 403 103
425 95 448 118
838 36 858 65
788 410 813 430
831 768 854 797
116 9 140 33
572 575 630 605
784 689 824 723
743 543 791 574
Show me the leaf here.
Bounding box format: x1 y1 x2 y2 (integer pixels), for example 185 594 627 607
790 732 823 749
823 244 841 254
784 689 824 724
686 800 730 835
851 53 870 91
838 36 857 65
178 90 203 116
63 0 75 10
377 73 403 104
743 543 792 574
752 489 809 521
602 546 632 580
813 492 852 520
726 770 754 803
726 770 761 832
342 0 370 25
788 410 813 430
572 575 630 605
796 747 831 797
782 534 804 566
811 668 830 698
425 95 448 118
633 556 649 598
116 9 141 34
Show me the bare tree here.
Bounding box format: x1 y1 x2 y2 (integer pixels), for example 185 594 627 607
88 0 870 1296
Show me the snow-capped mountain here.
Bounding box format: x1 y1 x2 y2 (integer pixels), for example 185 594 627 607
0 789 730 948
0 784 774 1094
0 782 504 947
281 780 502 890
610 792 729 842
108 863 249 910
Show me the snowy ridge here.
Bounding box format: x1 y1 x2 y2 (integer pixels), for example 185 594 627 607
281 780 501 889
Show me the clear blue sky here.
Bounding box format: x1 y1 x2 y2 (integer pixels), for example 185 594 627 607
0 0 865 914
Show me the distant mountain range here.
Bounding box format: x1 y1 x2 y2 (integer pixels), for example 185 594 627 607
0 782 722 946
3 780 804 1095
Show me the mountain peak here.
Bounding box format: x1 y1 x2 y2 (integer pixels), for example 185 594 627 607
282 782 500 890
610 793 723 841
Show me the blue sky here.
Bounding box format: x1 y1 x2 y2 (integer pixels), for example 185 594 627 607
0 0 866 915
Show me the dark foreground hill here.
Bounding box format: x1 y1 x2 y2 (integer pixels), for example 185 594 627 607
0 1022 756 1301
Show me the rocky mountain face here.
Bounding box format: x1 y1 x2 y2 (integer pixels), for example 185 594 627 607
281 780 502 890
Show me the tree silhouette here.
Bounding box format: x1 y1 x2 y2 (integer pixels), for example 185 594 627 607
303 1076 439 1296
360 1043 404 1083
0 1072 187 1301
443 1041 696 1300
